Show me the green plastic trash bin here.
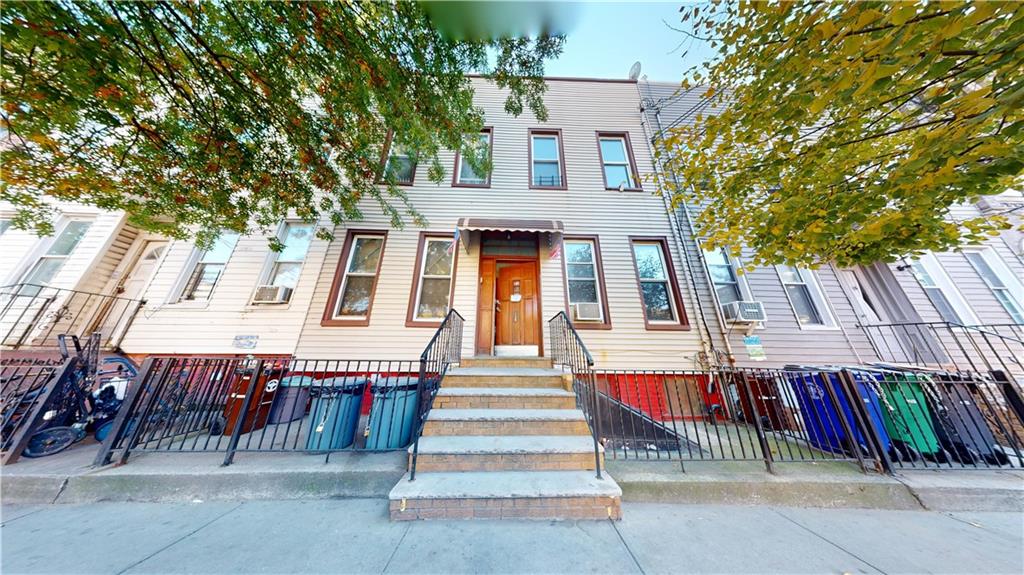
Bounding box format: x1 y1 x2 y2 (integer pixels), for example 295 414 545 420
364 377 421 450
305 377 368 451
870 370 942 460
268 375 313 424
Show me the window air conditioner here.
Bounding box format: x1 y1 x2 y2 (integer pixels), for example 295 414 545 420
252 285 292 304
721 301 766 323
573 302 603 322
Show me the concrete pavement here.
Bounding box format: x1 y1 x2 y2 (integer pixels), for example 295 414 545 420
2 500 1021 574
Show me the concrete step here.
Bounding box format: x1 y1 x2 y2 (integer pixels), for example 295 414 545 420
442 367 566 389
434 387 576 410
410 436 603 472
389 471 622 520
460 356 554 369
423 409 591 436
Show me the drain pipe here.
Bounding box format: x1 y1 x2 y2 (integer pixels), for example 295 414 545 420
636 82 732 368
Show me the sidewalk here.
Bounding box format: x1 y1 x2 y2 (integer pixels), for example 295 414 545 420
2 499 1022 574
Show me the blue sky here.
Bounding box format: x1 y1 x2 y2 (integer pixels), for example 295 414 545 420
542 2 714 82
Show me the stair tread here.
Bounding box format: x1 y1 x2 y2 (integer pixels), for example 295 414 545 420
412 435 601 454
437 387 574 397
447 367 563 377
427 409 585 422
389 471 621 500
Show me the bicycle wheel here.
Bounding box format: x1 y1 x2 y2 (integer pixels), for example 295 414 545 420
23 427 80 458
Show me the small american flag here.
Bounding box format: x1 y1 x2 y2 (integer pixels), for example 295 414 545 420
448 228 460 255
548 233 562 260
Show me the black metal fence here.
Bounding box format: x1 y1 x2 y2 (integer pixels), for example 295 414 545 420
1 357 78 464
861 322 1024 381
548 311 604 478
97 310 466 468
0 283 145 350
409 309 464 479
591 365 1024 472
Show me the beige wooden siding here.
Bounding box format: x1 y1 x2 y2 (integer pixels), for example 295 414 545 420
287 78 705 369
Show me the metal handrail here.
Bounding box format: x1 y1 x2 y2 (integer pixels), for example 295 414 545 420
548 311 603 478
408 309 464 480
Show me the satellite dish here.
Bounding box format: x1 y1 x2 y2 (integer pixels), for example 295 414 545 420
628 61 641 81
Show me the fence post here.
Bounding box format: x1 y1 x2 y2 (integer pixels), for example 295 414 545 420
819 371 869 474
222 359 264 466
588 369 603 479
409 356 428 481
734 370 775 474
838 370 890 474
2 357 78 466
92 357 155 467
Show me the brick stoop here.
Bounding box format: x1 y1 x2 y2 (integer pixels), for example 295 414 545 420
388 357 622 521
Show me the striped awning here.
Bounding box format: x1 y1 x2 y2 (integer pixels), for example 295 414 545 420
456 218 564 234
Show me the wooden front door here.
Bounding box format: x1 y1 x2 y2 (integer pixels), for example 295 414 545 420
495 262 539 346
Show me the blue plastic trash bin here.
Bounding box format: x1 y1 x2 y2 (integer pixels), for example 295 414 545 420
268 375 314 424
364 377 421 450
305 377 368 451
784 366 891 457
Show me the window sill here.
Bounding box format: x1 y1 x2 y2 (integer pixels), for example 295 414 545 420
452 181 491 189
606 187 644 193
405 319 443 328
164 300 211 310
795 324 841 332
644 322 690 332
529 185 568 191
573 321 612 330
322 317 371 327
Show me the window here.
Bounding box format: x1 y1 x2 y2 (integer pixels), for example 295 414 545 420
381 135 416 185
563 237 610 327
704 248 744 307
323 231 386 326
454 129 492 187
776 266 834 327
597 133 639 190
965 250 1024 323
0 219 10 236
180 233 239 301
20 220 92 294
909 254 978 324
267 223 314 290
529 129 565 189
630 238 686 329
408 234 456 325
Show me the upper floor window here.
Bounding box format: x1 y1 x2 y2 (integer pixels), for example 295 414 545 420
180 233 239 301
631 238 686 329
597 133 639 190
21 219 92 292
454 129 492 187
564 238 609 327
964 250 1024 323
324 231 386 325
0 219 11 236
408 235 456 325
267 223 314 290
776 265 834 327
529 129 565 189
909 253 978 324
381 135 416 185
704 248 744 307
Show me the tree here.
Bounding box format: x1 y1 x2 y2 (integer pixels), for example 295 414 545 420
658 1 1023 268
1 1 562 246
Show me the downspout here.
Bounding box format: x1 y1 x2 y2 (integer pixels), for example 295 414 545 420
637 81 733 367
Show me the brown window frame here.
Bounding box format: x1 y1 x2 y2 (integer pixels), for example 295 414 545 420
528 128 568 190
377 131 416 186
321 229 388 327
628 236 690 331
596 131 642 191
406 232 459 328
452 127 494 188
560 235 612 330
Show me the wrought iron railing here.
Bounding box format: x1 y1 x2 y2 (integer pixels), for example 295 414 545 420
860 321 1024 380
409 309 464 480
548 311 603 478
0 283 145 350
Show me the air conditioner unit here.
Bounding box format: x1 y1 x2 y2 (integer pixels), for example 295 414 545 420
573 302 603 322
252 285 292 304
721 301 766 323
